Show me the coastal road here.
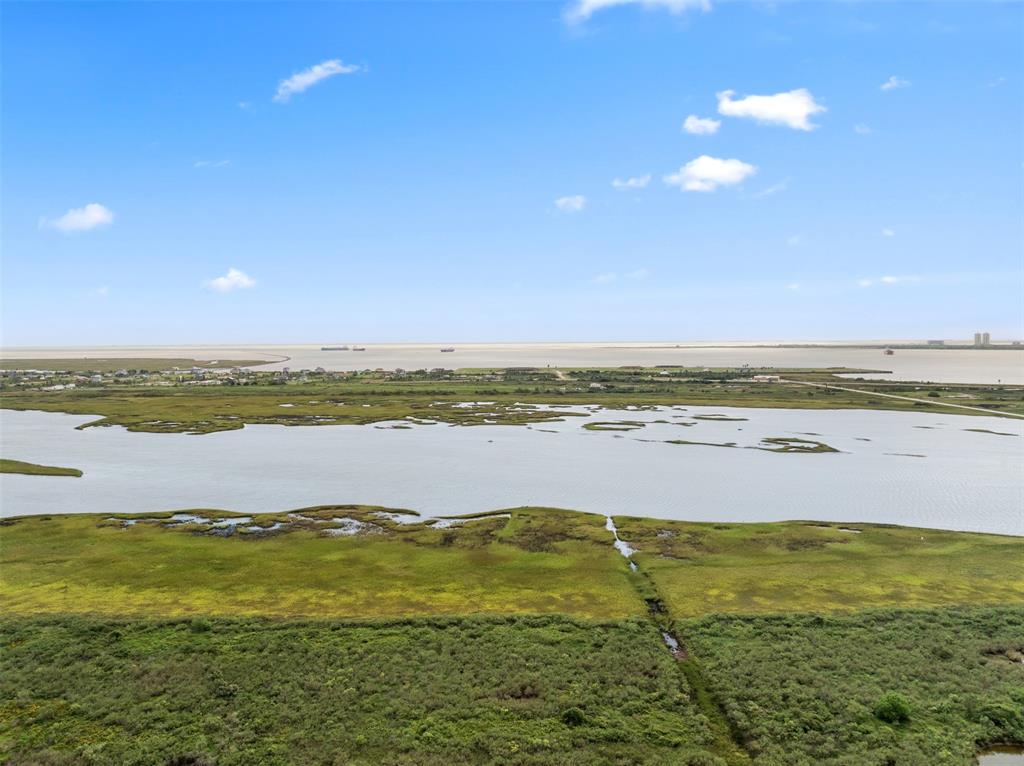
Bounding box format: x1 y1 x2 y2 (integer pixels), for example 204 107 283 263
782 379 1024 419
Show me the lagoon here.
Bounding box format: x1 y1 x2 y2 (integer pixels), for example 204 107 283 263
1 406 1021 535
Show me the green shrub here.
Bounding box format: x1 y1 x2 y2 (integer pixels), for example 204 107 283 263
874 692 911 724
561 707 586 726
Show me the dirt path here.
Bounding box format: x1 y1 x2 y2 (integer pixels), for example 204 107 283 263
782 379 1024 419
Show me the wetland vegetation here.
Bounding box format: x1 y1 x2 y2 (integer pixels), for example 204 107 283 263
1 507 1021 765
2 365 1021 435
0 459 82 477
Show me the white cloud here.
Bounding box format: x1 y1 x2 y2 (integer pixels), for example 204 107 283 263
786 283 800 290
881 227 896 237
663 155 756 192
592 272 618 284
237 101 252 110
753 178 790 198
716 88 826 131
194 159 230 168
626 268 649 280
204 268 256 293
90 286 110 299
786 234 802 247
273 59 362 103
612 174 651 190
42 203 114 232
880 75 910 91
853 123 872 135
858 274 920 287
682 115 721 135
565 0 710 24
555 195 587 213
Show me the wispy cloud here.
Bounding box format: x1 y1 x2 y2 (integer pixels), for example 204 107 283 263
204 268 256 293
753 178 790 198
853 123 873 135
90 286 110 299
880 75 910 91
857 274 920 287
555 195 587 213
274 59 362 103
591 268 649 284
881 227 896 237
611 174 651 190
786 234 802 247
664 155 756 192
40 203 114 232
717 88 826 130
682 115 720 135
564 0 710 24
193 159 230 168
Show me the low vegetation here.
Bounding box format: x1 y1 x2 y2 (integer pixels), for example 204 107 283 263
0 508 642 620
682 607 1024 765
0 615 723 766
0 459 82 477
615 517 1024 616
4 509 1022 620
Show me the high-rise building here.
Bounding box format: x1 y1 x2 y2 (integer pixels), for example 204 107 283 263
982 332 991 346
974 333 983 346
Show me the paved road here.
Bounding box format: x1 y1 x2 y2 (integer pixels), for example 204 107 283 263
782 379 1024 419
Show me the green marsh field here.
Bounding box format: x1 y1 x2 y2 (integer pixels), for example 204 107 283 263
1 507 1022 765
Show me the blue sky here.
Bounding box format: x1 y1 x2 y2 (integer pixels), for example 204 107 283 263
2 0 1022 345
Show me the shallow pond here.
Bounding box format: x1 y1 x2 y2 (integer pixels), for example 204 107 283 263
1 406 1021 534
978 748 1024 765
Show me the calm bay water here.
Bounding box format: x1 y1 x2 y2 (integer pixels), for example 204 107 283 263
2 407 1021 534
3 342 1023 384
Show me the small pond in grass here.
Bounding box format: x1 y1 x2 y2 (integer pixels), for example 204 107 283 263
1 406 1021 535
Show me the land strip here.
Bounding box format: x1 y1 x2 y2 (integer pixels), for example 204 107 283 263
0 459 82 477
783 378 1024 419
2 366 1021 435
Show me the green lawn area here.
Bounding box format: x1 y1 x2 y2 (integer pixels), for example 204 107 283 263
0 459 82 477
614 517 1024 617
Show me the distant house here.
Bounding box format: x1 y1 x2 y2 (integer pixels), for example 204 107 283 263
751 375 781 383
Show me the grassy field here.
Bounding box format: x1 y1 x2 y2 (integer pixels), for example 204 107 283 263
0 508 642 620
0 459 82 477
615 517 1024 617
0 357 270 372
2 367 1021 435
3 508 1020 620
